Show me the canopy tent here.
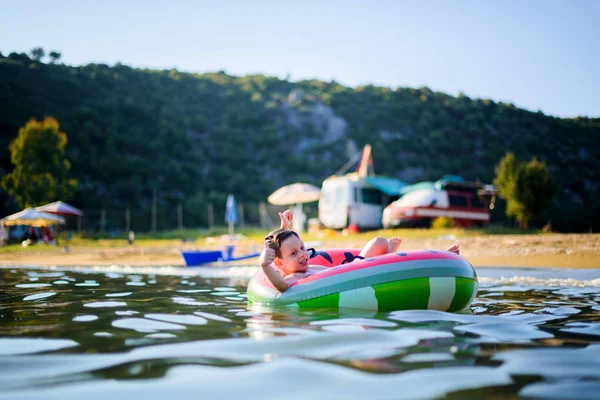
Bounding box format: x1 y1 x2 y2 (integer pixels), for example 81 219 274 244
0 208 65 227
35 201 84 216
363 176 407 196
267 183 321 233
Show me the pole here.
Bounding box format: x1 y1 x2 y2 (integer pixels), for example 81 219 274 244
177 204 183 230
238 202 245 228
152 188 157 233
208 204 214 230
125 208 130 232
100 209 105 234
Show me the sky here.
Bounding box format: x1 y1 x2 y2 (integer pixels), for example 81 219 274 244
2 0 599 118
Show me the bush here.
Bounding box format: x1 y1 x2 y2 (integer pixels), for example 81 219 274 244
431 216 455 229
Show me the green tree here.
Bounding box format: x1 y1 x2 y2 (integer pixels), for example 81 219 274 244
1 117 78 208
49 51 61 63
494 152 555 230
30 47 45 62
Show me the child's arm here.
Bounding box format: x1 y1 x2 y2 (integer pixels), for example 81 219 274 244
259 243 290 293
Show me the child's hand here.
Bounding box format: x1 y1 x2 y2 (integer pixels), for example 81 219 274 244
279 209 293 230
260 239 276 268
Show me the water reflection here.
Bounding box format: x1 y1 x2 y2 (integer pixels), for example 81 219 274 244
0 265 598 399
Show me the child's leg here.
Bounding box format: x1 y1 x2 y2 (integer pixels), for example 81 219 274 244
359 236 402 258
446 244 459 255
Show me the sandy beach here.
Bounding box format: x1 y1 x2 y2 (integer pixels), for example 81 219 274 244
0 233 598 269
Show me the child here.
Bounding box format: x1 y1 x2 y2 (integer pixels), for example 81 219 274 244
259 210 459 293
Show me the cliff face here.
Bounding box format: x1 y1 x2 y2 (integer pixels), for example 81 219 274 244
1 53 598 232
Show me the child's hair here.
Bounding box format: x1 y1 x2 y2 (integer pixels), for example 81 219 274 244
264 229 299 257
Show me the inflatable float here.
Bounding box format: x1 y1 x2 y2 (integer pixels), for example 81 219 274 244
247 249 478 312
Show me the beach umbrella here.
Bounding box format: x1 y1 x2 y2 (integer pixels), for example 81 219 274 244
35 201 84 216
267 183 321 206
0 208 65 227
267 183 321 233
225 194 238 240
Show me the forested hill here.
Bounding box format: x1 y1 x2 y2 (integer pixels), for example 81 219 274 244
1 52 599 232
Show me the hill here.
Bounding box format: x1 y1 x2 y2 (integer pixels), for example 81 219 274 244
1 51 598 232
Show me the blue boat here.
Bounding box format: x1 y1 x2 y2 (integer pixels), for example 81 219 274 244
181 245 260 267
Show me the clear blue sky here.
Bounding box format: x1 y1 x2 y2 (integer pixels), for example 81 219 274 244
2 0 598 118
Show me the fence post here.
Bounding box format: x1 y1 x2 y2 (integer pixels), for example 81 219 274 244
125 208 130 232
259 202 272 228
238 202 245 228
152 189 157 233
100 209 106 234
177 204 183 230
208 203 214 230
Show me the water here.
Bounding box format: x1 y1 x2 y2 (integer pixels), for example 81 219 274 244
1 264 599 400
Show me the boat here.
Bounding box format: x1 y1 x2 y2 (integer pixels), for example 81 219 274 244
181 245 260 267
247 248 478 312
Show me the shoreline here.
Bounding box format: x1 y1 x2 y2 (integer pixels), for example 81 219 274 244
0 234 598 269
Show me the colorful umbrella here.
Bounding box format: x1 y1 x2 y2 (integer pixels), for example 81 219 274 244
1 208 65 227
35 201 84 216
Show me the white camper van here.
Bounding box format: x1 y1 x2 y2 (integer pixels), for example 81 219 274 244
318 144 405 230
318 173 405 230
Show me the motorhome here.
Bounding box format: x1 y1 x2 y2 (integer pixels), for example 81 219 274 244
318 145 406 230
382 177 496 228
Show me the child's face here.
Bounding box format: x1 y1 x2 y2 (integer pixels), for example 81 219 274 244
274 235 309 275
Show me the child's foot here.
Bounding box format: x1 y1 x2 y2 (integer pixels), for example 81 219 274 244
446 244 459 255
388 237 402 253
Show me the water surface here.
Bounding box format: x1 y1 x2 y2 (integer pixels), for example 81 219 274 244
1 264 599 399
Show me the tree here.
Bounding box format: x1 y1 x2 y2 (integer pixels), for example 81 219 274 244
494 152 556 230
30 47 45 62
49 51 61 63
1 117 78 208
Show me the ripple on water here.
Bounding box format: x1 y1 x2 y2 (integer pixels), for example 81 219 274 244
112 318 186 332
494 345 600 379
310 318 397 328
1 265 599 399
84 301 128 308
73 315 98 322
534 306 581 315
93 332 114 337
0 338 79 355
193 311 232 322
454 321 554 342
560 323 600 338
116 310 139 316
75 281 100 287
144 313 208 326
23 292 56 301
105 292 132 297
172 296 215 306
519 381 600 400
0 358 513 399
145 333 177 339
15 283 52 288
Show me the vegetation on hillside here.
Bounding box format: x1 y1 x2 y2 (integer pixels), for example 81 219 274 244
0 50 598 232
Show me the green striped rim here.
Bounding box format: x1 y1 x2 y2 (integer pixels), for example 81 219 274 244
448 277 479 312
289 276 477 312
